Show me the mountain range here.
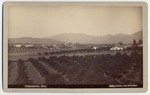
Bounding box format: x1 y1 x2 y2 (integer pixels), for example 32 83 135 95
9 31 142 44
9 37 65 44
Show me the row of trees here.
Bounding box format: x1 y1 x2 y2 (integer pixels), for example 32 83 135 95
8 51 143 85
28 58 67 85
16 59 32 85
38 52 143 85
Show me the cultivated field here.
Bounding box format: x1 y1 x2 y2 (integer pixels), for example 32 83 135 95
8 48 133 61
8 50 143 87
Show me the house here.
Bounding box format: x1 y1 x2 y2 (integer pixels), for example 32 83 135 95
123 46 128 49
25 44 34 48
14 44 22 48
110 45 123 51
93 46 98 50
39 44 48 49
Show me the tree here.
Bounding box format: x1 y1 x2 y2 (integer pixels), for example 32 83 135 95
138 39 143 45
38 52 41 55
44 52 48 55
118 41 123 45
132 39 138 51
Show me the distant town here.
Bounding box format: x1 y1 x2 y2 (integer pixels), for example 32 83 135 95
8 39 143 52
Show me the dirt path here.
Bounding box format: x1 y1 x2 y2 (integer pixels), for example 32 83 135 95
8 62 18 85
24 62 45 84
39 61 69 82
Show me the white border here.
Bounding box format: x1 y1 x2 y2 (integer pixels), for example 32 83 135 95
0 0 147 92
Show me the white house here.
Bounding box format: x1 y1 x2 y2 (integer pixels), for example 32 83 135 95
25 44 34 48
110 46 123 51
93 46 98 50
14 44 22 48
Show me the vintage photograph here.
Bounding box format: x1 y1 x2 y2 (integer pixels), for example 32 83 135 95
3 2 147 91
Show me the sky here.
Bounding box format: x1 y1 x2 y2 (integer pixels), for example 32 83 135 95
8 6 142 38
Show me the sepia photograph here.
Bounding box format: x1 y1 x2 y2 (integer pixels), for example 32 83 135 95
3 2 148 92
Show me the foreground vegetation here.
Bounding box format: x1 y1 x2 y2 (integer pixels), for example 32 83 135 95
8 51 143 86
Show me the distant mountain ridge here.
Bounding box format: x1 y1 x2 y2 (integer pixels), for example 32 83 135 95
9 37 65 44
9 31 142 44
45 33 96 44
45 31 142 44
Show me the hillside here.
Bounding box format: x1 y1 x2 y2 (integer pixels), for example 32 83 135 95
45 31 142 44
9 37 65 44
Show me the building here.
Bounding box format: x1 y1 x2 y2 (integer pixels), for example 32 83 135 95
110 45 123 51
93 46 98 50
14 44 22 48
25 44 34 48
110 45 131 51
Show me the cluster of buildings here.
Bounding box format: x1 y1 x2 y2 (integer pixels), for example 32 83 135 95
8 43 85 50
9 44 35 48
9 42 143 51
110 45 131 51
110 44 143 51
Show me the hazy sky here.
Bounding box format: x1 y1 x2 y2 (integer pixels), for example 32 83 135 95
8 6 142 38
